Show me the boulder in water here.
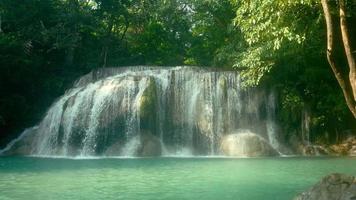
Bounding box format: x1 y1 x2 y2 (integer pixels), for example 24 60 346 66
294 173 356 200
220 131 278 157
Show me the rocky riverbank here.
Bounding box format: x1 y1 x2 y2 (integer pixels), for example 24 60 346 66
300 137 356 156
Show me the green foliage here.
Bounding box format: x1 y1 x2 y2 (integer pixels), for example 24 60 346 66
0 0 354 146
230 0 320 86
186 0 237 67
227 0 355 141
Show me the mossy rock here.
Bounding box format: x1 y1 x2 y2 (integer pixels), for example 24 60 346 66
218 76 227 90
138 78 157 130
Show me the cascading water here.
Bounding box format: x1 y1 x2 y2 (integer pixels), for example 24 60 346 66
0 66 284 157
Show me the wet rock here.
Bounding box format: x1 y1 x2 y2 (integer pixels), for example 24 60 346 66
1 128 37 155
218 76 228 99
197 108 213 137
294 173 356 200
303 145 330 156
220 131 278 157
288 133 305 154
329 144 349 155
328 137 356 156
105 140 124 156
105 132 162 157
298 137 356 156
350 146 356 156
138 133 162 157
4 143 32 155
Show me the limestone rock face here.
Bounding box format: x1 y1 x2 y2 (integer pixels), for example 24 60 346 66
220 132 278 157
294 173 356 200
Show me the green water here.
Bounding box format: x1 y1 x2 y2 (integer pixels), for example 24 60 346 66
0 157 356 200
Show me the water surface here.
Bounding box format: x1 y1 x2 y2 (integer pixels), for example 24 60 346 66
1 156 356 200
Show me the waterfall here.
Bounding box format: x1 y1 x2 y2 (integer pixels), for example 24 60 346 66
301 107 311 145
1 66 283 157
266 91 280 150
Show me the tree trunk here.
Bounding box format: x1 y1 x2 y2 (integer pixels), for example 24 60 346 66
102 46 108 68
0 15 2 33
339 0 356 101
102 19 114 68
321 0 356 118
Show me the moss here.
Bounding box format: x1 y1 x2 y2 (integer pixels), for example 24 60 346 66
138 78 157 130
218 76 228 98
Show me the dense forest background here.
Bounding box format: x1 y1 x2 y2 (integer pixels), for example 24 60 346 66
0 0 355 148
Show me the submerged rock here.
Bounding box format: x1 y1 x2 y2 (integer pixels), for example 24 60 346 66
220 131 278 157
294 173 356 200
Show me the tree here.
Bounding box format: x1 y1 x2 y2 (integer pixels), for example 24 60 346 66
230 0 320 86
94 0 131 67
228 0 355 141
321 0 356 118
230 0 355 118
